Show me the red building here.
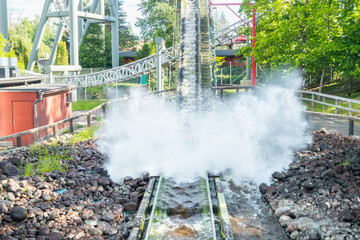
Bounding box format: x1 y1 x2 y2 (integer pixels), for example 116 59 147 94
0 84 74 146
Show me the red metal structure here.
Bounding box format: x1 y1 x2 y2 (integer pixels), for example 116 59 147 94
210 1 256 86
234 34 247 44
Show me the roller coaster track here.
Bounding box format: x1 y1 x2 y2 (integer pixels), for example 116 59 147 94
128 174 234 240
53 20 247 88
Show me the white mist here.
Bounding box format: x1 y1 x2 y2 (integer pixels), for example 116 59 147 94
98 81 311 184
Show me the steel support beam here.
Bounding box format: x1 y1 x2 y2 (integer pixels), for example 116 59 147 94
48 23 65 70
70 0 80 66
155 37 163 92
27 0 52 71
79 0 99 45
0 0 9 52
108 0 119 67
78 0 83 42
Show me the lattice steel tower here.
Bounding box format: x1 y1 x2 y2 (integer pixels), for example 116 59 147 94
27 0 119 71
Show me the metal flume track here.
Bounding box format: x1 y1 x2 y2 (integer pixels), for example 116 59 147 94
128 174 234 240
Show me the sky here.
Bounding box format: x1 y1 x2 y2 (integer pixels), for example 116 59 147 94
6 0 242 37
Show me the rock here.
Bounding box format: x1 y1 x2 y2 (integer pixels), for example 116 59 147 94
41 192 51 201
98 177 111 187
286 221 299 233
7 179 21 192
290 230 300 239
6 157 22 167
0 201 10 214
84 219 98 227
319 128 328 134
272 171 286 181
259 183 268 194
275 206 296 218
123 202 138 211
81 209 94 220
303 180 316 191
38 227 50 236
89 227 103 236
279 215 292 227
102 211 115 222
10 206 28 221
48 232 63 240
297 228 322 240
295 217 317 231
2 163 20 177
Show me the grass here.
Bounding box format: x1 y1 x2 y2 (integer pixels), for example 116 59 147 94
70 125 99 145
22 144 71 177
72 100 106 111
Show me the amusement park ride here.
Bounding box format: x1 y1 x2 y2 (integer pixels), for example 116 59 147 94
0 0 256 87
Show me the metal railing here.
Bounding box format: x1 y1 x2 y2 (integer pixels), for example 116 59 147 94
299 90 360 135
299 90 360 118
53 45 179 87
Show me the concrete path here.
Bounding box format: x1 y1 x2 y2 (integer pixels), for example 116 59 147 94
308 115 360 136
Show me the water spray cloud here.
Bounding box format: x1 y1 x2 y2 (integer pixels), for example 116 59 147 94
99 78 311 184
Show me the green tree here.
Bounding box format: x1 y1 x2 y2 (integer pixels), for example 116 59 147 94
8 17 54 70
80 0 138 67
0 33 7 57
135 42 152 60
136 0 176 47
335 0 360 95
239 0 341 88
79 24 106 68
55 41 69 65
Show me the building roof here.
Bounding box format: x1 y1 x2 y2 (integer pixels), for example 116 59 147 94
0 75 47 87
0 83 74 93
215 50 238 57
119 51 137 58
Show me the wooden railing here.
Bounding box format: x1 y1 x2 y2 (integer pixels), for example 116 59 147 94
0 90 176 148
0 102 109 147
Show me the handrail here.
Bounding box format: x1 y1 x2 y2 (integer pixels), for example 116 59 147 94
0 101 110 147
0 89 176 148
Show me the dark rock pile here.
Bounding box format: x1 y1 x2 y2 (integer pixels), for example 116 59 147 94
260 129 360 240
0 139 148 240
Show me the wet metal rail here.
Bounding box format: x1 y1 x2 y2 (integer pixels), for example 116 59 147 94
128 174 234 240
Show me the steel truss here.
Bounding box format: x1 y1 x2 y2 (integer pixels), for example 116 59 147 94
54 46 179 87
27 0 119 71
53 11 251 88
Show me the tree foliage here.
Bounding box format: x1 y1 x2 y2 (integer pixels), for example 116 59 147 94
0 34 7 57
8 17 54 69
79 0 138 68
239 0 360 86
136 0 176 47
55 41 69 65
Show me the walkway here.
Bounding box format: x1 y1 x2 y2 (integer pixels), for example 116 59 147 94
308 115 360 136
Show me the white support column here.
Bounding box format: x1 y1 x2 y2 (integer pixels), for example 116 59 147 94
70 0 80 66
49 23 65 67
27 0 52 71
78 0 83 42
155 37 163 92
109 0 119 67
0 0 9 52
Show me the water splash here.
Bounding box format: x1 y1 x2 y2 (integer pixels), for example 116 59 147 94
98 81 311 184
